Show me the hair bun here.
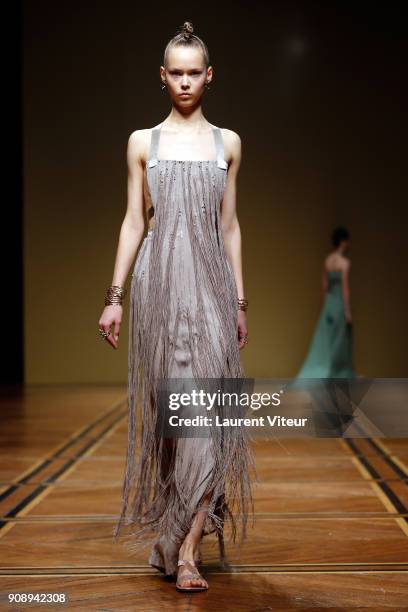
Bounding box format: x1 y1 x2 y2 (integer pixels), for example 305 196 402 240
182 21 194 39
164 21 209 69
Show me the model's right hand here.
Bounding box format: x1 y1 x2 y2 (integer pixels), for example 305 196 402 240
98 305 123 349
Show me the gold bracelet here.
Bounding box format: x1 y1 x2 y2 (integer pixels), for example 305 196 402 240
238 297 248 312
104 285 127 306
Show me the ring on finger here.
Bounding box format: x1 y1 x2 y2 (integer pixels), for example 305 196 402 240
99 328 111 339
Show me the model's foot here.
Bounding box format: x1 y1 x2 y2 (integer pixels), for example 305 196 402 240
177 540 208 590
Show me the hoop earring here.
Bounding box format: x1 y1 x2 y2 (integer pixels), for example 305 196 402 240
205 82 211 90
161 82 167 90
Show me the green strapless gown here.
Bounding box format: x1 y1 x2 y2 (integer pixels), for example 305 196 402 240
296 270 354 378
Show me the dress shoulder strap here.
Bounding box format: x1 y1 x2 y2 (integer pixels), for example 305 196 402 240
147 123 163 168
212 127 228 170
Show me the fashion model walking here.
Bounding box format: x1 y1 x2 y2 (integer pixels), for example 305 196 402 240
98 21 254 592
296 226 355 378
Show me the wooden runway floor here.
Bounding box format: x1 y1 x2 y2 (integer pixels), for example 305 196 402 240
0 385 407 610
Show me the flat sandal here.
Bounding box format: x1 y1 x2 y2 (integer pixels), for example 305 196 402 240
150 539 202 575
176 559 208 592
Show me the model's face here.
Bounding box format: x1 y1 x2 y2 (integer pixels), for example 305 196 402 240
161 46 212 106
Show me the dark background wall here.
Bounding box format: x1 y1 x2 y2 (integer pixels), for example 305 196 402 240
2 3 23 385
22 1 407 382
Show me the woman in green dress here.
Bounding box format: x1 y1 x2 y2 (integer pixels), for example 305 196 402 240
296 227 354 379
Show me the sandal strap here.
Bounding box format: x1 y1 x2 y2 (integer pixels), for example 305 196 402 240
177 560 205 585
177 571 202 582
178 559 197 567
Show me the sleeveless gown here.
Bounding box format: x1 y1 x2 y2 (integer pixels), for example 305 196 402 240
112 122 254 574
296 270 355 378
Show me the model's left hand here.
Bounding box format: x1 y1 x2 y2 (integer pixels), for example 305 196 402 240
238 310 248 350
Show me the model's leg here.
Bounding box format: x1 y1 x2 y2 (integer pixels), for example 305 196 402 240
171 309 225 589
177 493 211 589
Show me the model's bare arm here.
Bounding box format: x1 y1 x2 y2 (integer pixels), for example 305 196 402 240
341 260 352 323
111 131 146 285
220 130 244 298
220 129 247 349
98 130 146 349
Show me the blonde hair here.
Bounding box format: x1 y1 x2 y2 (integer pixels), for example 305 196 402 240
163 21 210 68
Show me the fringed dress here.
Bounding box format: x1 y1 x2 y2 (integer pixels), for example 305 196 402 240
113 122 255 575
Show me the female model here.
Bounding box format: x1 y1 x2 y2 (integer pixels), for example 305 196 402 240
296 226 355 378
98 22 253 592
